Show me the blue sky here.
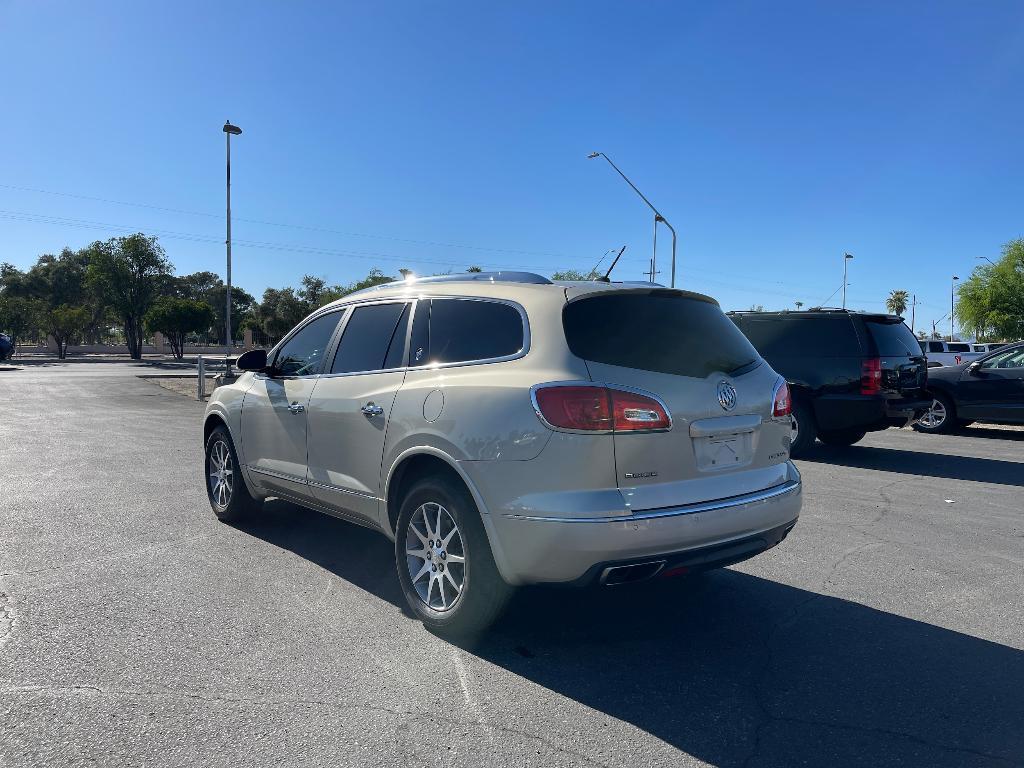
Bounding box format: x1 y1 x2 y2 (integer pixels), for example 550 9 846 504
1 1 1022 335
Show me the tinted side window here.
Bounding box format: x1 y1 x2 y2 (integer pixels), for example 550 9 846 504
948 343 971 353
274 311 342 376
426 299 524 365
331 303 408 374
733 316 858 358
928 341 945 353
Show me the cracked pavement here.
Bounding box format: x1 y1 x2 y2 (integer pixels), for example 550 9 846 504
1 361 1022 767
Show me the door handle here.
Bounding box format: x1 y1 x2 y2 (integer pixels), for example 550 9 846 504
287 402 305 414
361 402 385 417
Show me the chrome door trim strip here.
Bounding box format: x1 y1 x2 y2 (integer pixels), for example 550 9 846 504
504 478 801 523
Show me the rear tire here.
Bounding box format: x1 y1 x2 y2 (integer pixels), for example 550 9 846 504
205 425 260 522
914 393 957 434
818 429 867 446
789 398 817 457
395 475 513 636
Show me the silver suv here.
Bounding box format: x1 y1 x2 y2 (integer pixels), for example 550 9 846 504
203 272 801 633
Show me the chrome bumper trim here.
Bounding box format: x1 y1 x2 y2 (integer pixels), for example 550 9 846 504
503 478 801 524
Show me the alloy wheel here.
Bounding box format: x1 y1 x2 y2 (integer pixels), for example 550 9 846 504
404 502 466 611
208 439 234 509
919 399 947 429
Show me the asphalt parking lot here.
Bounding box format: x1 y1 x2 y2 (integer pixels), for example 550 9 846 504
1 361 1021 767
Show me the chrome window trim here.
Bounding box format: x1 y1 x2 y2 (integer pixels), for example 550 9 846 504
528 380 674 435
504 477 801 523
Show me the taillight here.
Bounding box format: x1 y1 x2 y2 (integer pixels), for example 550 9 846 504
772 381 792 417
861 358 882 395
533 385 670 432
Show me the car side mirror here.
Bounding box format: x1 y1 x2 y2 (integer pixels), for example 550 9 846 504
236 348 268 372
968 361 982 376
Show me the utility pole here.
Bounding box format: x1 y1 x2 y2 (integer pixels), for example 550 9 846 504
223 120 242 377
842 252 854 309
910 293 917 334
951 275 959 341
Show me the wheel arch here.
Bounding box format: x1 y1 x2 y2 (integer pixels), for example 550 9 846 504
383 448 516 583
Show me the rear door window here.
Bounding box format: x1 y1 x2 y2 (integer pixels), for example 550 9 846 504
331 302 409 374
732 316 858 358
948 343 971 353
928 341 945 353
865 320 921 357
564 291 758 377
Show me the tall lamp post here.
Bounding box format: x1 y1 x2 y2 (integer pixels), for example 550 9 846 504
587 152 678 287
951 275 959 341
842 252 854 309
223 120 242 376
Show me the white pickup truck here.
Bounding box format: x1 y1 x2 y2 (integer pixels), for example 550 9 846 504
919 340 983 367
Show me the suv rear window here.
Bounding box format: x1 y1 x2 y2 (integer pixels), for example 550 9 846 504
865 320 921 357
563 292 758 377
730 315 858 358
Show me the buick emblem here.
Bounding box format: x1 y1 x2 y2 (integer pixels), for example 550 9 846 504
716 380 737 411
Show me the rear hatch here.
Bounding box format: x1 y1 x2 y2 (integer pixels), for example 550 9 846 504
562 288 792 512
861 318 927 398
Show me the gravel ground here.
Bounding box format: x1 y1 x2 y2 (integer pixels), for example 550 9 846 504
1 361 1021 767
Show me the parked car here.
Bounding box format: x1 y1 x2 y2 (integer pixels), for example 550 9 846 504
915 342 1024 433
728 309 929 456
0 333 13 362
972 343 1008 354
919 339 982 367
203 273 801 633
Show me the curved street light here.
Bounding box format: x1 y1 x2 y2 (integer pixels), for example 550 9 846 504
587 152 677 287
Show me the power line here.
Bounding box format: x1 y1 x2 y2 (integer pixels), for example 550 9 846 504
0 209 576 272
0 182 565 259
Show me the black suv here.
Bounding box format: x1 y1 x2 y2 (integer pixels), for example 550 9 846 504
728 309 929 456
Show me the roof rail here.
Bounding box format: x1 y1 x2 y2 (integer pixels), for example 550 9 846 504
387 271 553 287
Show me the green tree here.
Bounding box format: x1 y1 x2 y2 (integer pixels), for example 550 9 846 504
44 304 90 359
551 269 600 281
886 289 910 317
956 239 1024 341
207 284 255 344
86 234 174 359
466 265 483 273
145 297 215 360
0 295 43 348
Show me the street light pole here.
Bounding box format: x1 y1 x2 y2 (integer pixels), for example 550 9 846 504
223 121 242 376
951 275 959 341
842 252 853 309
588 152 678 287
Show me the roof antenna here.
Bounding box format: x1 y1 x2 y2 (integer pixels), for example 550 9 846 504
596 245 627 282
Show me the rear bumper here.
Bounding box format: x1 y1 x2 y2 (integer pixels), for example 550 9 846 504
485 463 802 585
814 394 929 432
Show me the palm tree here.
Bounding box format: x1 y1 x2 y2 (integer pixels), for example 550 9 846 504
794 301 804 310
886 289 910 317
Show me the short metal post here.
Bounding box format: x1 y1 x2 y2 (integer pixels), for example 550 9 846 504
197 356 206 400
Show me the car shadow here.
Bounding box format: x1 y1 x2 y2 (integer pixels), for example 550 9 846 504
956 425 1024 442
799 444 1024 487
236 500 1022 767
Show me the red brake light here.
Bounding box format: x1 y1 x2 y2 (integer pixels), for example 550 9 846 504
772 381 792 417
534 386 611 430
534 385 670 432
861 358 882 395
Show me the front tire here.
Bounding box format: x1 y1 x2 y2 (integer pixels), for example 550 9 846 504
205 425 259 522
395 475 513 635
914 393 957 434
789 398 817 457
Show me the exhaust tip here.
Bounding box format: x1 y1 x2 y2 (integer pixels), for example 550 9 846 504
600 560 666 586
